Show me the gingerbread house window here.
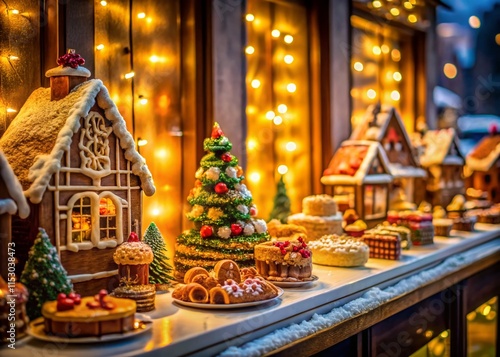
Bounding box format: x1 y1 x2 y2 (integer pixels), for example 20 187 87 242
364 184 387 219
66 192 123 252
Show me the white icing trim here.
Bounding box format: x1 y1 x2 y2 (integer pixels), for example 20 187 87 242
45 65 91 78
466 139 500 172
0 198 17 215
362 174 393 184
388 164 426 178
0 150 30 218
442 156 464 165
68 269 118 283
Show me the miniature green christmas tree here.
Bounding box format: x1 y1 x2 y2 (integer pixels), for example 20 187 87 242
269 175 291 223
174 122 270 280
143 222 174 289
20 228 73 320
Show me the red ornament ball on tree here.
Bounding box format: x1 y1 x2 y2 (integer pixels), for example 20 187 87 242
250 206 258 217
195 179 202 188
211 124 224 139
200 225 213 238
128 232 140 242
221 153 232 162
231 223 243 236
215 182 228 194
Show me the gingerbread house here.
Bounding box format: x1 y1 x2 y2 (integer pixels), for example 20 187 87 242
0 150 30 281
464 132 500 203
351 105 426 204
419 129 464 207
0 58 155 295
321 141 393 227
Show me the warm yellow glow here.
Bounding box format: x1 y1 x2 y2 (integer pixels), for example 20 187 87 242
139 96 148 105
246 106 256 115
149 55 160 63
350 88 359 97
277 165 288 175
443 63 457 79
393 71 402 81
408 14 418 23
482 305 492 316
469 16 480 29
390 90 401 101
372 1 382 8
284 35 294 44
286 141 297 151
390 8 400 17
7 55 18 60
265 111 275 120
137 12 146 19
410 0 417 3
247 139 258 150
391 49 401 61
372 46 381 55
245 46 255 55
496 34 500 45
353 62 364 71
124 71 135 79
251 79 261 88
284 55 294 64
9 9 20 15
146 17 152 24
155 148 169 159
150 207 161 216
381 44 390 54
440 331 449 338
424 330 433 339
6 108 17 113
367 89 377 99
137 139 148 147
245 14 255 22
467 311 477 321
273 116 283 125
249 172 261 182
486 311 497 320
277 104 287 113
272 29 281 38
100 1 107 6
96 44 105 51
404 1 413 9
287 83 297 93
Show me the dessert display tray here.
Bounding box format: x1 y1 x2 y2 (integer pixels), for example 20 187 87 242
268 275 319 288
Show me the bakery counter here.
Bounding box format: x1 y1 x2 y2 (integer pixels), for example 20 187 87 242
3 224 500 357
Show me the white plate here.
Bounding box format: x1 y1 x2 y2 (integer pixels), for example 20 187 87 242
173 287 284 309
266 275 319 288
27 315 152 343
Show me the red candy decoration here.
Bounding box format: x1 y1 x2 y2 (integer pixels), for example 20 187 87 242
57 49 85 69
221 153 232 162
250 206 258 217
128 232 140 242
200 225 213 238
231 223 243 236
56 291 81 311
215 182 228 194
57 293 67 301
211 123 224 139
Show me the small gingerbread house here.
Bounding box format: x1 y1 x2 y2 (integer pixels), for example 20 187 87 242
0 55 155 295
419 129 464 207
0 150 30 281
464 132 500 203
321 140 393 227
351 105 426 204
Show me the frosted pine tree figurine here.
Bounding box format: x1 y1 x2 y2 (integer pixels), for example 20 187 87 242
20 228 73 320
174 123 270 280
269 175 291 223
143 222 174 290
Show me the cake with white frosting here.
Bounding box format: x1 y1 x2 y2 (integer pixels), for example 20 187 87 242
308 235 369 267
287 195 343 241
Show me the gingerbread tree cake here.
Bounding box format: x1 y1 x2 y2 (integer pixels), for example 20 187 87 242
174 123 270 280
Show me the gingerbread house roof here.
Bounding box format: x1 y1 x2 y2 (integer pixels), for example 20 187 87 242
465 134 500 172
0 79 155 204
350 105 425 178
0 149 30 218
321 140 393 185
420 129 464 168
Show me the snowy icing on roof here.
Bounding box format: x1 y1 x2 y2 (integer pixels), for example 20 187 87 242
0 79 155 203
0 149 30 218
465 135 500 172
420 129 464 167
321 140 393 185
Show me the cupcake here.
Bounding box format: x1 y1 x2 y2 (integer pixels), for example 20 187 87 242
343 209 359 226
113 232 154 285
446 194 466 219
433 218 454 237
344 220 367 238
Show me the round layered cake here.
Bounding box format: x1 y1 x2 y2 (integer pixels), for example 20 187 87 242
42 293 136 337
308 235 369 267
288 195 343 241
111 284 156 312
113 233 154 285
254 238 313 282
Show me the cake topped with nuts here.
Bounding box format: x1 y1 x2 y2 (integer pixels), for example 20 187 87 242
303 194 338 216
113 232 154 265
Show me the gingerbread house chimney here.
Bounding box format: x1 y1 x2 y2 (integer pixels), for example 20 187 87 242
45 49 90 101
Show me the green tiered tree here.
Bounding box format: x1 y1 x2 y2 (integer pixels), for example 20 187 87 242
20 228 73 319
174 123 270 280
269 176 291 223
143 222 174 289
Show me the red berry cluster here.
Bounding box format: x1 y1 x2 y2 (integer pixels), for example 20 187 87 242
86 289 116 310
274 237 310 258
56 292 81 311
57 51 85 69
273 240 291 255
